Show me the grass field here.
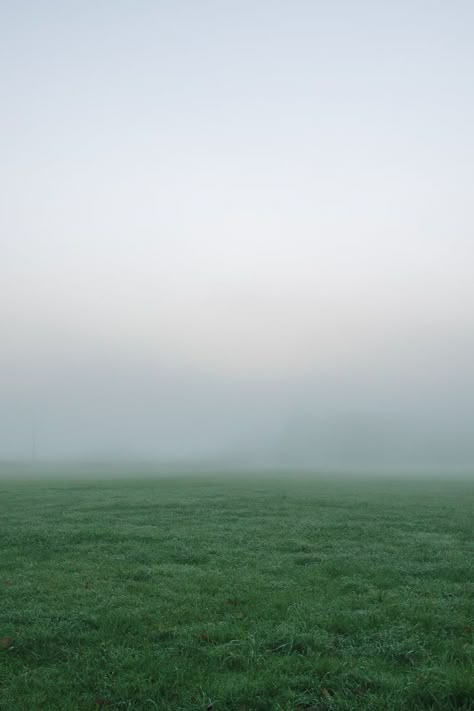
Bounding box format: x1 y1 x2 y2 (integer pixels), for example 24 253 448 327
0 473 473 710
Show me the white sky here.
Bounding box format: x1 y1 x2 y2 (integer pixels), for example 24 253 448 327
1 1 473 465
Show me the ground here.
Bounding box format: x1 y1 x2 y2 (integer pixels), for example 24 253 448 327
0 473 473 709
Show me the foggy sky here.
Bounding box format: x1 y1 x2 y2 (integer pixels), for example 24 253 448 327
1 1 473 470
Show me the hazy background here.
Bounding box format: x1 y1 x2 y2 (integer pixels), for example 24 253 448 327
1 1 473 471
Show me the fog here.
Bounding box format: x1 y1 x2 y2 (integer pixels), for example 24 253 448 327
2 2 473 472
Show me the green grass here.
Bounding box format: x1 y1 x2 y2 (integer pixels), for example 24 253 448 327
0 473 473 709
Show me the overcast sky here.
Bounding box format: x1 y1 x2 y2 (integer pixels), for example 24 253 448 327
1 1 473 468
